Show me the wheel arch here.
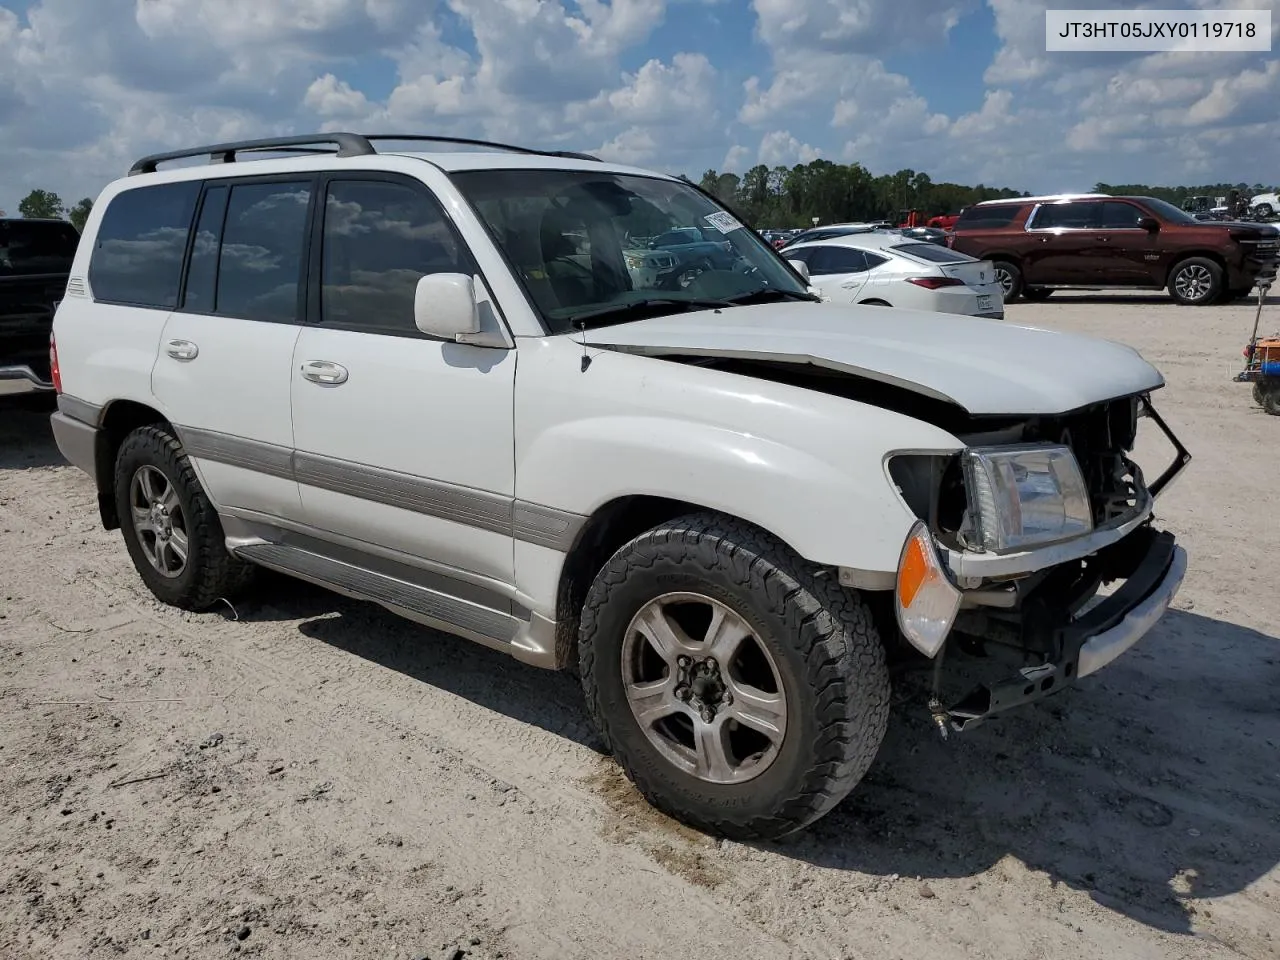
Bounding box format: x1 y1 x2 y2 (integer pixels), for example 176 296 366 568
1163 249 1227 283
94 399 171 529
549 495 899 672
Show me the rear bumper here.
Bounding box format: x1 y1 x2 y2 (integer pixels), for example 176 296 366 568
50 409 98 478
945 526 1186 731
0 364 54 396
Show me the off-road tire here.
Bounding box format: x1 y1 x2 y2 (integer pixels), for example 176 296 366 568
1167 257 1223 306
1262 383 1280 417
578 511 891 841
1022 286 1054 301
992 260 1024 302
114 424 257 610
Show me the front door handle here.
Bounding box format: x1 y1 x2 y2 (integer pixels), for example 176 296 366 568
300 360 349 385
166 339 199 361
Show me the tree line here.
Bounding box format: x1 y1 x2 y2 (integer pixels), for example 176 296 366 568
6 189 95 232
687 162 1280 228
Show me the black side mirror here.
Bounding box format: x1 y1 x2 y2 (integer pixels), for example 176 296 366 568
1138 217 1159 231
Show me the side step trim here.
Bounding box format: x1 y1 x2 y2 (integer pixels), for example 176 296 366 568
235 541 520 648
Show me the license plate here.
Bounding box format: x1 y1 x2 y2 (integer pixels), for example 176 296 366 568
976 295 993 312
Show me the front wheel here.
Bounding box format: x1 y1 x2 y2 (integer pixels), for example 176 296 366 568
578 512 890 840
1168 257 1223 305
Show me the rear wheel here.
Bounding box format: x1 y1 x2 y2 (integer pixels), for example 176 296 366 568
114 424 257 610
992 261 1024 302
578 512 890 840
1263 382 1280 417
1168 257 1223 305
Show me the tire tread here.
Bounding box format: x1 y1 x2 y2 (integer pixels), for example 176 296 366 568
578 511 890 841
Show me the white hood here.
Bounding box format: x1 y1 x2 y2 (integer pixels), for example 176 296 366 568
582 302 1164 416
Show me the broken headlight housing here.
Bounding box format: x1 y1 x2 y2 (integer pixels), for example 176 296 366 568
961 444 1093 553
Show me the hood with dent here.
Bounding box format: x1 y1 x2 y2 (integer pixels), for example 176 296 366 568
583 302 1164 416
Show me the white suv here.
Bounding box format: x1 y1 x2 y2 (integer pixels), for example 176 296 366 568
49 133 1190 839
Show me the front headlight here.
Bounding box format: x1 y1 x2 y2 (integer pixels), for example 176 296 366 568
962 444 1093 553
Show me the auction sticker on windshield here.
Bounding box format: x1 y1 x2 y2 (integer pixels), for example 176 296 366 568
703 211 743 234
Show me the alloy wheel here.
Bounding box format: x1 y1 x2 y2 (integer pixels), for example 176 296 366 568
621 592 788 784
129 465 189 578
1174 264 1213 302
995 265 1015 297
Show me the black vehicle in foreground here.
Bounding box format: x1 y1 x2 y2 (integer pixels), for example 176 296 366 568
0 218 80 397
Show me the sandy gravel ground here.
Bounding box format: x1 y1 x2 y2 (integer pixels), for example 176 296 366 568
2 291 1278 960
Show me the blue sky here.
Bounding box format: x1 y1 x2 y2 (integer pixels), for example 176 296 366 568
1 0 1277 216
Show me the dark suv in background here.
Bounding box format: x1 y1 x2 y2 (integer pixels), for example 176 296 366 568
949 193 1279 305
1 218 81 396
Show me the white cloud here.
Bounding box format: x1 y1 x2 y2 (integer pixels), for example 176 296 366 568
1 0 1278 216
758 130 819 166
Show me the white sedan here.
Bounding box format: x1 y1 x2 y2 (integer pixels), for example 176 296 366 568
785 232 1006 319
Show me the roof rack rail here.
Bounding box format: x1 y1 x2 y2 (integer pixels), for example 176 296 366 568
128 131 602 176
360 134 600 162
128 133 376 176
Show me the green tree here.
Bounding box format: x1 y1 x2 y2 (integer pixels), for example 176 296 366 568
18 189 65 220
68 198 93 232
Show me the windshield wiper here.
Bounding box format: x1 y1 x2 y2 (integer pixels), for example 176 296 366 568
723 287 822 305
565 297 736 328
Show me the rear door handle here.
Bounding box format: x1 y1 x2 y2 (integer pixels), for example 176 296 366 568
300 360 348 385
166 339 199 361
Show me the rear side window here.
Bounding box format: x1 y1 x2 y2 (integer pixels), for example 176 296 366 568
181 186 229 313
807 247 870 276
88 182 200 308
954 204 1023 230
891 242 976 264
1030 201 1099 230
0 220 80 277
216 180 312 323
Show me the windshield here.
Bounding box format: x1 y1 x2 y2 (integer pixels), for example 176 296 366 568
1139 197 1200 225
0 220 80 277
451 169 811 332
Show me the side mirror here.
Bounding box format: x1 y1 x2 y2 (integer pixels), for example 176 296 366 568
414 273 480 340
788 259 811 282
1137 217 1159 231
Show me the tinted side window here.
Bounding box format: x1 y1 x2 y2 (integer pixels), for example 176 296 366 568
863 252 889 270
320 179 470 335
1099 201 1143 228
181 186 228 313
0 220 80 277
809 247 869 276
216 181 312 323
954 204 1022 229
1032 202 1099 229
88 182 200 308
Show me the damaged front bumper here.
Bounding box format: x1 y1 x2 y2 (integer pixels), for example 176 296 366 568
943 525 1187 732
933 397 1192 732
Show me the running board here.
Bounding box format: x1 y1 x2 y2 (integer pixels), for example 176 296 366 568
233 540 523 652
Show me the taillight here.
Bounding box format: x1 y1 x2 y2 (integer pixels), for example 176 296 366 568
50 332 62 393
906 277 965 289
